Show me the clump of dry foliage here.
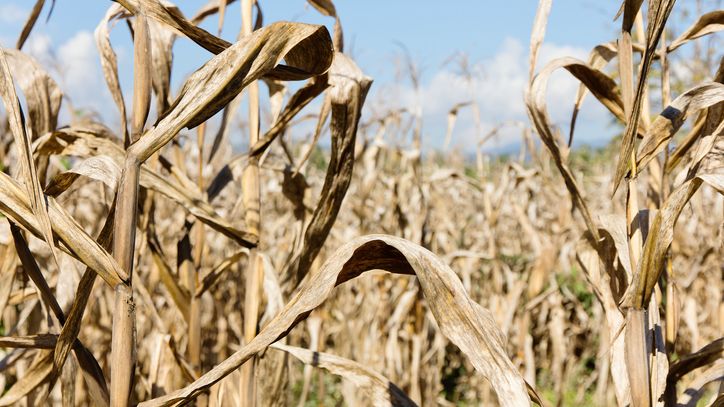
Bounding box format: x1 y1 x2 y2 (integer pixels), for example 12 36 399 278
0 0 722 406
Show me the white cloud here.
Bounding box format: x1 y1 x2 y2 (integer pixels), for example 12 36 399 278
0 4 27 25
17 30 116 124
51 31 116 122
367 37 617 152
25 32 53 62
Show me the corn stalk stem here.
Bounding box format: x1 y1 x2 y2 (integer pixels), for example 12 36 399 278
180 232 200 369
625 309 651 407
185 123 208 407
240 0 261 405
110 157 140 407
619 11 651 405
130 14 151 145
189 124 206 377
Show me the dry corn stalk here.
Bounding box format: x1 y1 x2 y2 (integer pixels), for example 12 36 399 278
0 0 720 406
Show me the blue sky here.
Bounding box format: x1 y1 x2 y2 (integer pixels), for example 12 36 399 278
0 1 716 152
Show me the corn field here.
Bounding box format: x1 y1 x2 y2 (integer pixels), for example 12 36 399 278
0 0 722 406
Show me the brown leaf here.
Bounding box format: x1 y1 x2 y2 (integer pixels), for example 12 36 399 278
0 349 54 406
191 0 238 26
146 18 175 115
0 245 17 320
668 11 724 52
528 0 552 82
0 170 124 287
127 21 334 163
623 172 724 309
667 337 723 383
2 49 62 138
116 0 231 54
10 223 64 324
10 223 110 406
249 76 329 157
307 0 343 51
569 42 618 145
195 249 248 298
138 235 531 406
96 4 131 143
45 155 121 196
16 0 52 50
0 334 57 349
612 0 677 193
130 14 153 143
37 128 259 247
52 207 115 407
527 57 622 241
619 0 644 32
0 47 60 280
284 53 372 288
443 101 473 150
636 83 724 176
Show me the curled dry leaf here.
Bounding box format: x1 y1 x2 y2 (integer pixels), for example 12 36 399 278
443 101 473 150
147 18 175 115
527 56 624 241
307 0 343 51
51 208 115 405
284 53 372 288
16 0 53 50
45 155 121 196
9 224 110 406
191 0 238 25
118 0 329 81
195 249 248 297
623 171 724 309
612 0 676 193
676 361 724 407
568 39 663 145
576 237 630 405
0 349 54 406
128 21 334 163
569 42 617 144
139 235 531 406
36 128 258 247
0 47 59 277
0 166 124 288
249 76 329 157
96 4 131 143
668 11 724 52
596 214 634 283
528 0 552 82
666 337 723 392
636 83 724 176
2 49 62 138
116 0 230 54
